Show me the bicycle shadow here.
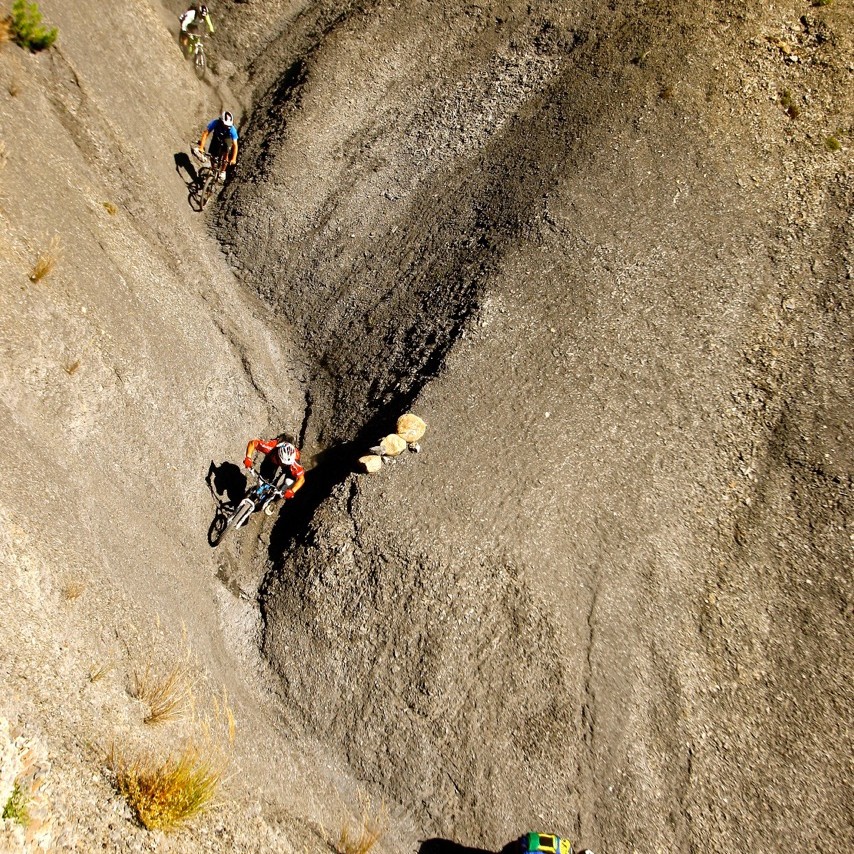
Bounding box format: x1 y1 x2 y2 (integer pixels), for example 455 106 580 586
206 460 246 547
174 151 206 212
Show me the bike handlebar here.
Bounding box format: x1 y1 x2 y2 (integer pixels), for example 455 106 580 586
245 467 284 496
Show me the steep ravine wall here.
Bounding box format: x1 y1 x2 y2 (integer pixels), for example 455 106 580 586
216 0 853 851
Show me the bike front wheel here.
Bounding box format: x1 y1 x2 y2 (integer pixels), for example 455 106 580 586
194 46 206 79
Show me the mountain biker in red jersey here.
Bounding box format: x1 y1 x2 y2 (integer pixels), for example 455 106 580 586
243 436 305 509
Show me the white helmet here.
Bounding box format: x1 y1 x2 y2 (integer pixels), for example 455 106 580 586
221 110 234 127
277 442 296 466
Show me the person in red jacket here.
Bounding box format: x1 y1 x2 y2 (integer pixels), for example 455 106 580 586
243 436 305 512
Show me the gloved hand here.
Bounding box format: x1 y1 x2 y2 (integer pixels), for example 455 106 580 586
243 457 252 469
284 489 295 500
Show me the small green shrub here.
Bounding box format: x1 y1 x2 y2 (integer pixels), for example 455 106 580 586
9 1 58 52
631 49 651 67
2 782 30 827
825 135 841 151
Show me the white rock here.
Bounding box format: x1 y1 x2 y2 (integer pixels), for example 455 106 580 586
379 434 407 456
396 413 427 443
358 455 383 473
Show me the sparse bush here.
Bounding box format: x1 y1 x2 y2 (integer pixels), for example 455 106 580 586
29 235 60 282
130 663 191 725
333 798 388 854
0 18 9 48
2 782 29 826
9 1 57 52
631 49 650 67
780 89 800 119
60 578 85 600
107 743 222 831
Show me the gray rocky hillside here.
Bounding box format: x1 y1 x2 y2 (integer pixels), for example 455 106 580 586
217 0 853 851
1 0 851 852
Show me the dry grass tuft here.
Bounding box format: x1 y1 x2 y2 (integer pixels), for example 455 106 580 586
102 201 118 215
207 688 237 747
64 335 95 375
130 663 192 725
107 743 223 831
8 78 21 96
29 235 61 282
88 659 115 683
60 578 85 600
0 140 7 170
0 17 11 48
333 798 388 854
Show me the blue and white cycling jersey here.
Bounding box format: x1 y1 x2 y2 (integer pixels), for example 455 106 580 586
207 119 238 145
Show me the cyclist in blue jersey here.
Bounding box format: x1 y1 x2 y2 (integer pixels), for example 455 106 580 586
194 111 239 179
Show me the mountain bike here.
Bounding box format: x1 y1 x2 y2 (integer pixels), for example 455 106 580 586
192 147 228 210
184 32 206 78
209 469 284 545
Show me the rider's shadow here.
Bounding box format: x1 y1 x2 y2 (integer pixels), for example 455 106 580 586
419 840 501 854
174 151 198 188
206 460 245 511
175 151 206 210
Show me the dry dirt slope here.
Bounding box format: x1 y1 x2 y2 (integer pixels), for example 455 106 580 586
0 1 381 851
210 0 853 852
